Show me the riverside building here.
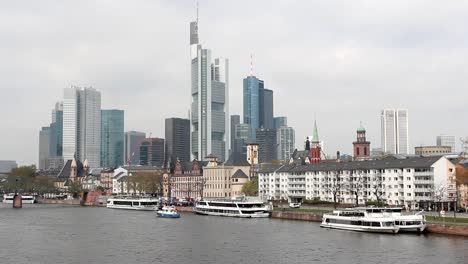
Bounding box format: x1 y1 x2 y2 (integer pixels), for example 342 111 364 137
258 156 455 210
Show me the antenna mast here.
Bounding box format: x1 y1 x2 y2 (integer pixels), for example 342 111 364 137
250 53 254 76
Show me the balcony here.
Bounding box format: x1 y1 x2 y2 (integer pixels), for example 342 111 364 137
414 179 433 185
288 174 306 179
414 171 433 177
414 188 432 193
288 186 306 191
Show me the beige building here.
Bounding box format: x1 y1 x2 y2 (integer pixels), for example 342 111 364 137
203 154 251 198
415 146 451 156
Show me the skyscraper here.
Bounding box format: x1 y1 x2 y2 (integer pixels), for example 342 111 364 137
101 109 124 168
39 126 50 170
63 86 101 167
243 75 274 136
230 115 240 154
256 128 277 163
124 131 146 165
49 102 63 158
190 15 229 162
165 118 190 164
140 138 165 167
381 109 409 154
274 117 287 129
277 126 295 162
436 135 456 152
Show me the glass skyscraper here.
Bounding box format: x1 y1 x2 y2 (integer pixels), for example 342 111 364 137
101 109 124 168
165 118 190 164
63 86 101 167
243 75 274 139
190 18 229 161
124 131 146 165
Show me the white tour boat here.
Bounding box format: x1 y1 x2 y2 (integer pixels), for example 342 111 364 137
193 197 271 218
106 196 159 211
363 207 426 233
2 194 36 204
321 209 399 234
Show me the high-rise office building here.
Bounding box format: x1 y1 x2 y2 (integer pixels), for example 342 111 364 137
124 131 146 165
230 115 240 153
436 135 456 152
165 118 190 164
49 102 63 158
260 87 274 129
101 110 124 168
231 123 253 163
243 75 274 137
139 138 165 167
381 109 409 154
39 126 51 170
274 117 287 129
256 128 277 163
63 86 101 167
277 126 295 162
190 16 229 162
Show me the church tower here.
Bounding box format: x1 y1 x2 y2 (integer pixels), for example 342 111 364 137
353 123 371 160
310 120 321 164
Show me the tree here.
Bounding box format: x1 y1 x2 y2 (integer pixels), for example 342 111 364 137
432 182 447 216
325 172 345 209
242 179 258 196
68 180 83 198
346 172 365 207
371 172 384 203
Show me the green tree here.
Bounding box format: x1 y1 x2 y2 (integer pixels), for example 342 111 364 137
68 180 83 198
241 179 258 196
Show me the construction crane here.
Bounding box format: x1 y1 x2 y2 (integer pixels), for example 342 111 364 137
126 132 152 166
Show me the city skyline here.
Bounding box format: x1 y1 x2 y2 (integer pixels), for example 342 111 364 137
1 1 467 165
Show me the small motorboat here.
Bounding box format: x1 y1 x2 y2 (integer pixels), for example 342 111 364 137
157 206 180 218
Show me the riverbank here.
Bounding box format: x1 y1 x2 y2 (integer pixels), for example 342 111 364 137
37 198 81 205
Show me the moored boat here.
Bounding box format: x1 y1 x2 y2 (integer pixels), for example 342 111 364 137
193 197 271 218
106 196 159 211
157 206 180 218
2 194 36 204
321 209 399 234
363 207 426 232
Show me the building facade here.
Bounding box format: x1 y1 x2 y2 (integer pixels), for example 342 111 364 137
259 87 274 129
277 126 295 162
63 86 101 167
259 156 454 210
436 135 456 152
381 109 409 155
124 131 146 165
190 19 229 162
256 128 277 163
274 117 287 129
165 118 190 165
39 126 51 170
49 102 63 158
415 146 452 156
101 110 124 168
139 138 165 167
230 115 240 154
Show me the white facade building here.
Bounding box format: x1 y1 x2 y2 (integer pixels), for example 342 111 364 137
381 109 409 154
277 126 295 162
436 135 456 152
63 86 101 168
259 156 454 210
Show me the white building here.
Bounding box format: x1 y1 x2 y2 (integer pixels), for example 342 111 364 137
63 86 101 167
277 126 295 162
436 135 456 152
189 17 229 162
258 156 455 210
381 109 409 154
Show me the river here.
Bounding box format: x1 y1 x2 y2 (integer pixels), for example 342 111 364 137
0 204 466 264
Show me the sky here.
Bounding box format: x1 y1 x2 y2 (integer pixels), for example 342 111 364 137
1 0 467 166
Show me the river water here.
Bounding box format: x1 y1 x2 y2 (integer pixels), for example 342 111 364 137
0 204 466 264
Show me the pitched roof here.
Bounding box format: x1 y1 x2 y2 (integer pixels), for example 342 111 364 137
224 154 250 166
232 169 248 179
57 159 87 180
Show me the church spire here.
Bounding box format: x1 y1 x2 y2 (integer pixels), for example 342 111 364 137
312 120 319 142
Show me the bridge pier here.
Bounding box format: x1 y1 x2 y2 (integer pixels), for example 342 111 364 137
12 194 22 208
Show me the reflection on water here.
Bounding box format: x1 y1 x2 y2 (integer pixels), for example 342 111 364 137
0 204 466 264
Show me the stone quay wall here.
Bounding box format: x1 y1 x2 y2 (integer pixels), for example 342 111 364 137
271 211 322 222
37 198 81 205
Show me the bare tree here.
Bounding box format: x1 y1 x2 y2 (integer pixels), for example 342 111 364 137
325 172 345 209
371 172 384 203
346 172 365 207
432 182 447 216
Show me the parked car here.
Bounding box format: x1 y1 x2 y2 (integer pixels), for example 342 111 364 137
289 202 301 208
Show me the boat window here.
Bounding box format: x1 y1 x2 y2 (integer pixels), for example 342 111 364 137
382 222 394 227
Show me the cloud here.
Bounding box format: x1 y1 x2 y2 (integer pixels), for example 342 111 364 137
0 0 467 165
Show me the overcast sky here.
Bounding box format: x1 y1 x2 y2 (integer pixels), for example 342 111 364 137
1 0 467 166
